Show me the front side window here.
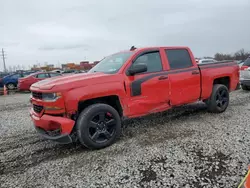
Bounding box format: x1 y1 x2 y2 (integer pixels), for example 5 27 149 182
165 49 193 70
132 51 163 73
88 52 134 74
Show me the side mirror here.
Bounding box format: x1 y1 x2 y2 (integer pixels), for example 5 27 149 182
127 64 147 76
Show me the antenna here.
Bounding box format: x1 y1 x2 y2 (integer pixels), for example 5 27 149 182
130 46 136 51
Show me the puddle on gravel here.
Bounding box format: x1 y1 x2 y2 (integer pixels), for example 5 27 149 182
184 148 231 186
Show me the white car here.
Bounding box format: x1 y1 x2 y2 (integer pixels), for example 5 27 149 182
240 57 250 90
197 59 216 64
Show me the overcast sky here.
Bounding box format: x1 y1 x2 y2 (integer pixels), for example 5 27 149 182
1 0 250 71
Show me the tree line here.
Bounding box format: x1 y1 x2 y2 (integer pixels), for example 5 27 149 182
214 49 250 61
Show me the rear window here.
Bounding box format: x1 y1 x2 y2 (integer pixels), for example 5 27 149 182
243 57 250 66
165 49 193 70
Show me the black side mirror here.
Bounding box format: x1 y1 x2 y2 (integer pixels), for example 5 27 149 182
126 64 147 76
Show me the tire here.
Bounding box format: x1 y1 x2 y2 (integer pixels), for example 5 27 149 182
6 83 16 90
206 84 229 113
76 103 121 149
241 84 250 91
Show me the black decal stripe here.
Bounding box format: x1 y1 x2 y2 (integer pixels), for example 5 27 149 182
131 72 167 96
199 62 237 69
131 67 197 96
131 61 237 97
198 61 237 67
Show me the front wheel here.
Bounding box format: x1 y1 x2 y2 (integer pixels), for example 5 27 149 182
206 84 229 113
6 83 16 90
76 103 121 149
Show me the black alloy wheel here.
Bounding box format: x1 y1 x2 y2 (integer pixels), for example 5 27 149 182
206 84 229 113
215 89 229 110
88 112 116 144
76 103 121 149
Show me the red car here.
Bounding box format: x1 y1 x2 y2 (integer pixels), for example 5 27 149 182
29 46 239 149
18 72 61 91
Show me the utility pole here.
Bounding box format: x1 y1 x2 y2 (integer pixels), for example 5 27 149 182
1 48 7 72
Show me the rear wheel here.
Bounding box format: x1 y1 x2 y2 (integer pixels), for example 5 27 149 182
241 84 250 91
76 103 121 149
206 84 229 113
6 83 16 90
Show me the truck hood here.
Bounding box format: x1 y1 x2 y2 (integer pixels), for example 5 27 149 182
31 72 120 91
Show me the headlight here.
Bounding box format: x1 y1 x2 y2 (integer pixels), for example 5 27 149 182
42 92 62 102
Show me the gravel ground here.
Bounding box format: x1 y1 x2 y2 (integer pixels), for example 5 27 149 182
0 91 250 188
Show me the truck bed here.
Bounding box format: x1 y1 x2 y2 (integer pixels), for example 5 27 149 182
197 60 239 100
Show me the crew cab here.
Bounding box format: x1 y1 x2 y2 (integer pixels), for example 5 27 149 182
29 46 239 149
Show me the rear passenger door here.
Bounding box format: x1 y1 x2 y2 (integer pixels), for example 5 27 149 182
165 49 200 105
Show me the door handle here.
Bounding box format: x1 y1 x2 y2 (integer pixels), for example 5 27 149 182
192 70 200 75
158 75 168 80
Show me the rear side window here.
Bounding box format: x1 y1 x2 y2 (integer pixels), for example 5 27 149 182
165 49 193 70
243 57 250 66
36 73 49 78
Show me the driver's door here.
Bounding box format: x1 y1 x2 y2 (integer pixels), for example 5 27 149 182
125 50 170 117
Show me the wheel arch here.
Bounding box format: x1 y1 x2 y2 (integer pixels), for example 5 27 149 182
77 95 123 117
213 76 230 90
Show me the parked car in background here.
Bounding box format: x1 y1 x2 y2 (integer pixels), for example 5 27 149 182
18 72 62 91
197 58 216 64
62 69 85 74
238 61 244 68
51 69 63 74
239 56 250 90
0 72 10 88
2 71 35 90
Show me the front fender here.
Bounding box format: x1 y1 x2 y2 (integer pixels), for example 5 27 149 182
63 81 127 113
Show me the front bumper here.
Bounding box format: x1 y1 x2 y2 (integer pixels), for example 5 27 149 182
240 79 250 87
29 108 75 144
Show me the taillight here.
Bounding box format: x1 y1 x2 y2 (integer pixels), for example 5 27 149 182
240 65 249 70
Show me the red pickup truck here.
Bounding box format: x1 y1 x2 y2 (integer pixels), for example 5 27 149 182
29 46 239 149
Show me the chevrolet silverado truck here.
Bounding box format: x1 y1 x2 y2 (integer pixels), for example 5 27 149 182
29 46 240 149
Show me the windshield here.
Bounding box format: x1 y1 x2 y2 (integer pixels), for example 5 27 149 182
243 57 250 66
88 52 134 74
